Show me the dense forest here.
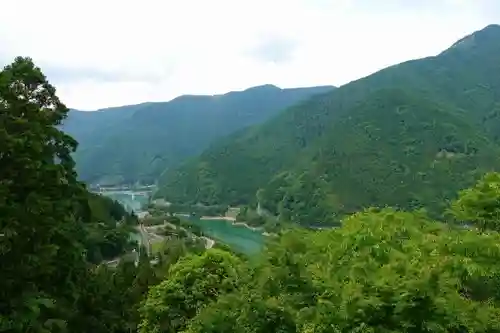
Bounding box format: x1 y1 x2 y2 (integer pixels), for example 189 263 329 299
0 57 142 331
157 24 500 226
4 24 500 333
62 84 333 185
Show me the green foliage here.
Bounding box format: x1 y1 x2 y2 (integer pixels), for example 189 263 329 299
449 172 500 231
0 56 91 332
266 89 499 224
83 193 138 262
70 218 210 332
236 206 284 233
71 255 159 333
236 206 265 226
154 236 206 274
159 25 500 226
176 208 500 332
183 293 298 333
0 57 143 332
304 210 490 331
148 170 500 332
138 249 243 333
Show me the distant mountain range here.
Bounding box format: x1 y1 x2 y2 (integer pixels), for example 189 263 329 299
156 24 500 225
62 84 335 185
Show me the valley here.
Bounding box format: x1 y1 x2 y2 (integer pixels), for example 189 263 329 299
85 24 500 256
158 24 500 227
99 187 265 254
4 21 500 333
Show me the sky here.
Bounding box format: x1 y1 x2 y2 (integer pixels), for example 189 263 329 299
0 0 498 110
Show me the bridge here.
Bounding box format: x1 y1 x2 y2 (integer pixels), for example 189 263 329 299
96 190 152 196
90 184 156 192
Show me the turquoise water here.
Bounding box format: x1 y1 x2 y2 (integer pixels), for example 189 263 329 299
100 190 264 254
188 218 264 254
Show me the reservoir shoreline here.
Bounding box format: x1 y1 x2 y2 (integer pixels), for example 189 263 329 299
200 216 262 231
99 189 266 254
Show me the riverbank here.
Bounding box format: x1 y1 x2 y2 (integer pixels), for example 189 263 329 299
200 216 276 237
201 236 215 249
146 212 266 253
200 216 236 221
145 220 216 250
200 215 266 233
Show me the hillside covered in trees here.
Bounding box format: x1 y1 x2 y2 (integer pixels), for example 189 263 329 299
4 25 500 332
157 24 500 225
63 84 334 185
139 174 500 333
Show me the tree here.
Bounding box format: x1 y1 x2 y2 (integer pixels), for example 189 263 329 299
448 172 500 232
72 258 158 333
297 209 500 332
0 57 88 332
138 249 243 333
183 293 297 333
178 208 500 332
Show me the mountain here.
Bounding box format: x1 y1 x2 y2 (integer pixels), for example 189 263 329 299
62 84 334 185
156 24 500 225
63 103 152 144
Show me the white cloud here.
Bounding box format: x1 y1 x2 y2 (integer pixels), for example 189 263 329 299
0 0 498 109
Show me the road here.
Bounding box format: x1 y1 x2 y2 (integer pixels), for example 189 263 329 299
138 224 152 256
102 224 155 267
202 236 215 249
104 222 214 268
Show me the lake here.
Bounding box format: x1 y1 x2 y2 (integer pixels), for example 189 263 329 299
100 190 265 254
187 217 264 254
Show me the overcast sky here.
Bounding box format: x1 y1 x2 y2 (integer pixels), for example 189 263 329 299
0 0 498 110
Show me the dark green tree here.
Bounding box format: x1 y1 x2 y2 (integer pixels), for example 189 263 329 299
0 57 89 332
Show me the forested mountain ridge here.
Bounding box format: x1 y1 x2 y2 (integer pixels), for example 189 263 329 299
62 103 150 146
63 84 334 185
157 24 500 224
